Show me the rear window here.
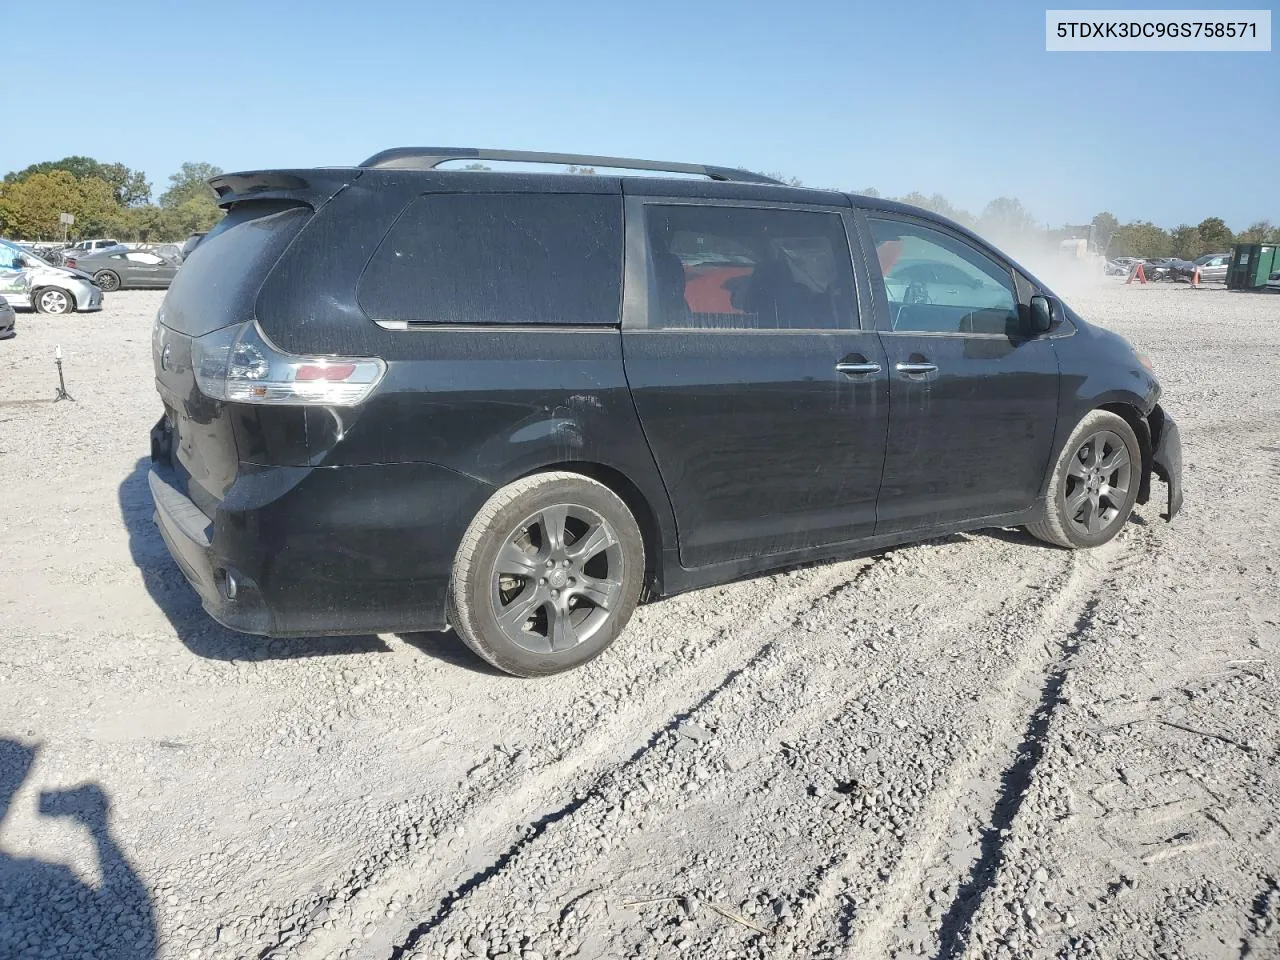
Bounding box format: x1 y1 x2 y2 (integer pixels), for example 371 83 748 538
358 194 622 326
160 202 309 337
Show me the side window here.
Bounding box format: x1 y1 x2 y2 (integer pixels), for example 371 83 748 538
869 218 1018 336
644 205 856 330
126 252 164 264
359 194 622 325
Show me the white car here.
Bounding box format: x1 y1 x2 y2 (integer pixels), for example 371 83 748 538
66 237 125 255
0 239 104 314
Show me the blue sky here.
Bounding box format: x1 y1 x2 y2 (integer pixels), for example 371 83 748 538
4 0 1274 229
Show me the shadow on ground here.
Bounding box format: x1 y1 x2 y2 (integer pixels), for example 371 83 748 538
0 739 156 959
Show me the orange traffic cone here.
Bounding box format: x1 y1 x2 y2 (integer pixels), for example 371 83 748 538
1127 263 1147 284
1190 266 1201 289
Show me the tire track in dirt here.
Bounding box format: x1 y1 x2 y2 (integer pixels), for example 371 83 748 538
783 538 1122 959
374 535 1074 959
286 553 894 958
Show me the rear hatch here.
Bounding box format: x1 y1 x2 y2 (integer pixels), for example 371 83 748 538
153 173 352 514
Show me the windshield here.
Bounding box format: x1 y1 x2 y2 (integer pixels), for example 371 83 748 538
0 239 51 268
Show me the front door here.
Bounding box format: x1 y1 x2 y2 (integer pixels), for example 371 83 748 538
862 214 1060 535
623 199 890 568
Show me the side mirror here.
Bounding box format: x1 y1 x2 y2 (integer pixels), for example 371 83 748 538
1029 295 1056 334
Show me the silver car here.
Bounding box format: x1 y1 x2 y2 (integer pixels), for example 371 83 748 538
0 294 14 339
0 239 103 314
1191 253 1230 282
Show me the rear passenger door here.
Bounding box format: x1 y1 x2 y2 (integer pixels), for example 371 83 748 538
860 213 1060 534
622 197 890 568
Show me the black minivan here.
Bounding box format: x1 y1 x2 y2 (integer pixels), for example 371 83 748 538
148 147 1182 676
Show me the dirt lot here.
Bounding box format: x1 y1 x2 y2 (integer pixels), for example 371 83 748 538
1 283 1277 960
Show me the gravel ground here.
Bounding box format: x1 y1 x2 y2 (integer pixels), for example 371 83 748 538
0 283 1277 960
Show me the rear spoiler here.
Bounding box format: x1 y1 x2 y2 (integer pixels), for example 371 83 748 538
207 169 361 210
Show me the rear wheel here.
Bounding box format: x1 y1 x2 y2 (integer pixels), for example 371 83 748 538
93 270 121 292
34 288 74 315
448 472 645 677
1028 410 1140 549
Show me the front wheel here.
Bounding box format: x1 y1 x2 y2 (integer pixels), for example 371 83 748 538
1028 410 1141 549
448 472 645 677
34 288 74 315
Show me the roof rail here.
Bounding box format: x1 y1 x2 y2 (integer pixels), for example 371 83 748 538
359 147 781 185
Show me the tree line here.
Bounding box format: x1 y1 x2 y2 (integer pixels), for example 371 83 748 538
768 173 1279 260
5 156 1275 258
0 157 225 242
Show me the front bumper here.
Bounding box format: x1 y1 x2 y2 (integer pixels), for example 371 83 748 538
76 283 103 312
1150 405 1183 520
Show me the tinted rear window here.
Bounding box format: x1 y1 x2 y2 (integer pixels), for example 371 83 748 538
358 194 622 325
160 202 309 337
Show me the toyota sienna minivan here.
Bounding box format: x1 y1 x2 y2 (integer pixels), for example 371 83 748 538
148 147 1181 676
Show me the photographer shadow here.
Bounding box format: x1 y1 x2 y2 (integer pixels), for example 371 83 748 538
0 739 156 959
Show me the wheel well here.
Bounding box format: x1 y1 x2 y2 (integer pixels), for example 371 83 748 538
517 462 664 597
1097 402 1154 504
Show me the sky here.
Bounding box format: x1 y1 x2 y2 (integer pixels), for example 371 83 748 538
3 0 1275 230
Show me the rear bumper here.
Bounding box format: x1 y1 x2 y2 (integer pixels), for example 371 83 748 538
1150 406 1183 520
147 446 493 637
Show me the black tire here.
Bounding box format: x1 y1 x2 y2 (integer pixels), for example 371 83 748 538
33 287 74 315
1028 410 1141 549
94 270 121 292
448 472 645 677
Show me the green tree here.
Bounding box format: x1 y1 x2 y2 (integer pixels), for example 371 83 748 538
162 197 224 236
1091 211 1120 254
160 162 224 208
1237 220 1276 244
761 171 804 186
1168 224 1200 258
0 171 118 239
1196 217 1233 253
896 192 975 226
4 156 151 206
979 197 1037 239
1110 221 1171 258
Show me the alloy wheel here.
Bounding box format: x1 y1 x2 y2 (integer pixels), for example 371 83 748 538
490 503 624 654
38 289 70 314
1064 430 1132 537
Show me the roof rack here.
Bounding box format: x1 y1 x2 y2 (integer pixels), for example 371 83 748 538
359 147 782 185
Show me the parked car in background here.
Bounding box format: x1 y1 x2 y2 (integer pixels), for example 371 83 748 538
180 233 206 259
1266 270 1280 292
1143 258 1179 281
0 239 103 314
65 238 126 256
144 243 185 263
146 146 1182 677
1176 253 1230 282
67 248 180 291
1104 257 1142 276
0 294 14 339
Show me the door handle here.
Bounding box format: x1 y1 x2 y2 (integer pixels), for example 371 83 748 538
895 362 938 375
835 361 882 376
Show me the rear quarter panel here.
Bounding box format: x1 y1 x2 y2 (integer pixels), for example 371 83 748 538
253 176 680 582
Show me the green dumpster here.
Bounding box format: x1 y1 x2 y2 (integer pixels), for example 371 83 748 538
1228 243 1280 289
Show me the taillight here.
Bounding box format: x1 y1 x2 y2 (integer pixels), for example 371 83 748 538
190 322 385 406
66 258 77 268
